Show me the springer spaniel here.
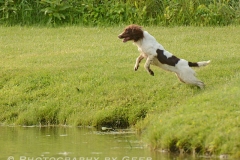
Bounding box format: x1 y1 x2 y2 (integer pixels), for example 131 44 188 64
118 24 210 89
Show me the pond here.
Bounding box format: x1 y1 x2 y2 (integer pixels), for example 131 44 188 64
0 126 201 160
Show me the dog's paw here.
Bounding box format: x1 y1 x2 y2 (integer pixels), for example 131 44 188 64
134 65 139 71
149 70 154 76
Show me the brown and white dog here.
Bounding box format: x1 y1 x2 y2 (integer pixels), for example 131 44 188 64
118 24 210 89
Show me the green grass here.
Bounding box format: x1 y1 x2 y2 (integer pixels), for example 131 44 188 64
0 26 240 157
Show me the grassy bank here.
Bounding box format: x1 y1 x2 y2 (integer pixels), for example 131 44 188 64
0 0 240 26
0 26 240 157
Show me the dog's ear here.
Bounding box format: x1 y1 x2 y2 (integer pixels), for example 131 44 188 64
126 24 143 32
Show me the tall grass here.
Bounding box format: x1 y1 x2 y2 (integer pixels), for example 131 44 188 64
1 26 240 157
0 0 240 26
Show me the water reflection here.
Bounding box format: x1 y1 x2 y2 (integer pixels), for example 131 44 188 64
0 126 199 160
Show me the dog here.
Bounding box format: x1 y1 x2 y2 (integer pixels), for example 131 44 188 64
118 24 210 89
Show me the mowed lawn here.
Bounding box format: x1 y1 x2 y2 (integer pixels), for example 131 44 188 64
0 26 240 157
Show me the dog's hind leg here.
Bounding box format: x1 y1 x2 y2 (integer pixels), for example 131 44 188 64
176 69 205 89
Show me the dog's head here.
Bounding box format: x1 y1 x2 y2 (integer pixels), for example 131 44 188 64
118 24 143 43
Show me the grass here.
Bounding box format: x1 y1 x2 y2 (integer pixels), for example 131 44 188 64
0 26 240 157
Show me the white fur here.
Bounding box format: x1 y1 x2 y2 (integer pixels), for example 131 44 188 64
133 31 210 89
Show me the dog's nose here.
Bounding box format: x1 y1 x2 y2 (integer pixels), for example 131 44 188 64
118 33 123 39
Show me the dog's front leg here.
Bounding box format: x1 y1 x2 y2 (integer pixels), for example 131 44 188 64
134 54 144 71
144 55 154 76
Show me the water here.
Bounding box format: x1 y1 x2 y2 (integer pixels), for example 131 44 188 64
0 126 197 160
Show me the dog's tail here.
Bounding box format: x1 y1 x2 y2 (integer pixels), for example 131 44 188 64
188 60 211 67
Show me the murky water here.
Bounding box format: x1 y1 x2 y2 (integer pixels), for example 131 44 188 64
0 126 200 160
